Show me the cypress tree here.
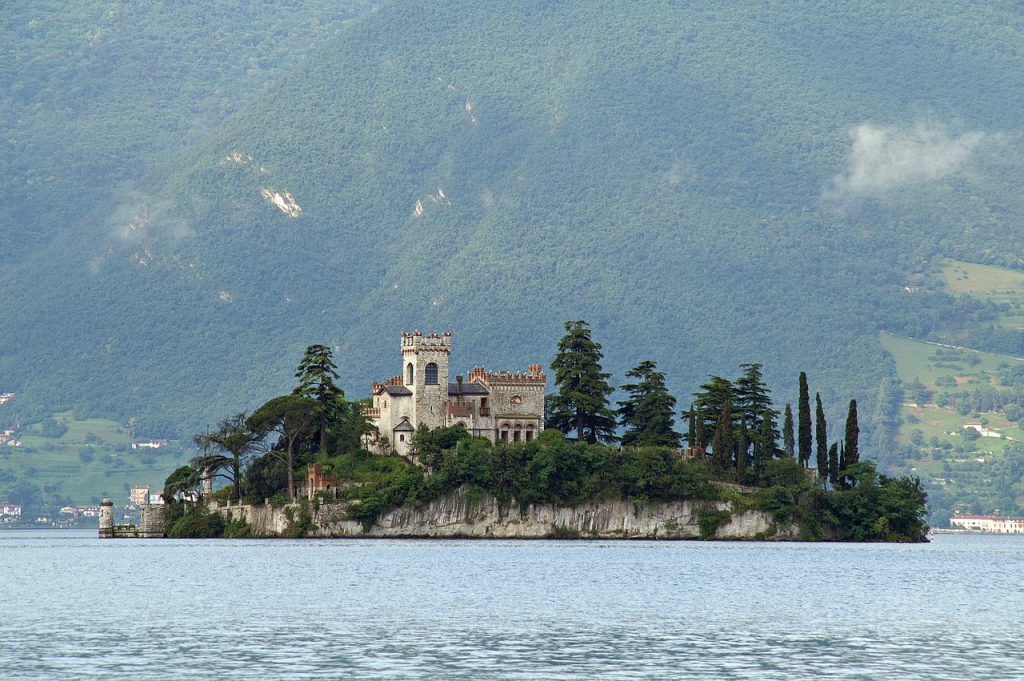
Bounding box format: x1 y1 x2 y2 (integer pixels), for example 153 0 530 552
838 441 848 489
695 412 706 449
737 419 749 477
815 393 828 485
783 403 795 459
711 398 734 471
828 442 839 487
755 411 774 471
798 372 812 467
686 404 697 448
844 399 859 470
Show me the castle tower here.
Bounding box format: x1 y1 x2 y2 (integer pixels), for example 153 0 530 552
99 498 114 538
402 331 451 428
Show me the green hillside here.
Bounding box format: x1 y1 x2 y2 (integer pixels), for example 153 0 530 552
3 2 1024 510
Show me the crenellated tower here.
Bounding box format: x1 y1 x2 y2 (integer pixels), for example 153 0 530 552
401 331 452 426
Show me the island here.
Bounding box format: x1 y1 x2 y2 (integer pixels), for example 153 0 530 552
102 323 928 542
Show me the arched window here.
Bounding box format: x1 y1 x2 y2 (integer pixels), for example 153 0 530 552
513 425 522 442
525 426 535 442
510 395 523 405
425 362 439 385
406 363 414 385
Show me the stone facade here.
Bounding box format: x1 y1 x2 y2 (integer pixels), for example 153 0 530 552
362 332 545 457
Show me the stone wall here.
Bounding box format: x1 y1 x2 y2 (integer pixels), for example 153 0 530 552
211 488 797 540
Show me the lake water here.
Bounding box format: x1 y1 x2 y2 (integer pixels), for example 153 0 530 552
1 531 1022 680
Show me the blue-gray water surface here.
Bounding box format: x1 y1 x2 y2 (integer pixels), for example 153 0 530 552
1 531 1022 680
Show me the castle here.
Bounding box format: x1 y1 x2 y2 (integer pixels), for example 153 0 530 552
361 332 546 457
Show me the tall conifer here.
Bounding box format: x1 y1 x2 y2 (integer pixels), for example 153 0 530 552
798 371 811 467
783 403 795 459
618 360 680 447
838 442 849 489
844 399 859 469
686 404 697 448
815 393 828 485
548 320 617 443
828 442 839 487
711 398 734 470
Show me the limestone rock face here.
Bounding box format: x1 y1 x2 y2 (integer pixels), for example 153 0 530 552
213 487 796 540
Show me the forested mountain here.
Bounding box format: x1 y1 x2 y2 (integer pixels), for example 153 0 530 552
2 1 1023 463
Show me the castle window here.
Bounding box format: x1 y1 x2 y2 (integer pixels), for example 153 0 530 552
513 425 522 442
425 362 439 385
406 362 414 385
511 395 522 405
525 427 535 442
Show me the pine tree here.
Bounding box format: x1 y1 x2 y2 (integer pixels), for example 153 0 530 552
815 393 828 485
735 363 773 430
798 371 812 467
693 376 735 437
618 360 680 447
548 320 618 443
695 412 706 449
783 403 795 459
293 343 344 455
711 398 734 470
828 442 839 487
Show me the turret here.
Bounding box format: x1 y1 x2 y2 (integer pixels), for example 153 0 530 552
99 498 114 538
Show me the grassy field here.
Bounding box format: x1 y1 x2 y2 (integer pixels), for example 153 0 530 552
0 412 189 507
942 259 1024 296
880 329 1024 511
879 332 1018 391
941 259 1024 330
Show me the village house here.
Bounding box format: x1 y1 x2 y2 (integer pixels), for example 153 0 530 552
1 503 21 523
129 486 151 506
132 439 169 450
362 332 546 459
0 428 20 447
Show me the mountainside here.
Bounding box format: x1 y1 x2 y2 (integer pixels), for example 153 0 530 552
3 2 1024 499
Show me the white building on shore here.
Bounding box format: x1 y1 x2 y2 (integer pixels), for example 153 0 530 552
951 514 1024 533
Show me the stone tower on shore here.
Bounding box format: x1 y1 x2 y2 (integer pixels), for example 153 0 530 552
98 498 114 538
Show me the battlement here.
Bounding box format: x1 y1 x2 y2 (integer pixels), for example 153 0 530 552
401 330 452 354
372 375 405 393
467 364 546 385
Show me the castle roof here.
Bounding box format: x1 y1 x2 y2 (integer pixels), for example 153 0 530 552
382 385 413 396
449 382 488 396
393 419 415 432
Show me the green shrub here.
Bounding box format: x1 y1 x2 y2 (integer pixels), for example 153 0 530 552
167 508 225 538
699 508 732 538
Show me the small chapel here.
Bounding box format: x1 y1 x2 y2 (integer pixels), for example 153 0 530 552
361 332 546 457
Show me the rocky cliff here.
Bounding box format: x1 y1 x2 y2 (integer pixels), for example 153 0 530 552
212 487 798 540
